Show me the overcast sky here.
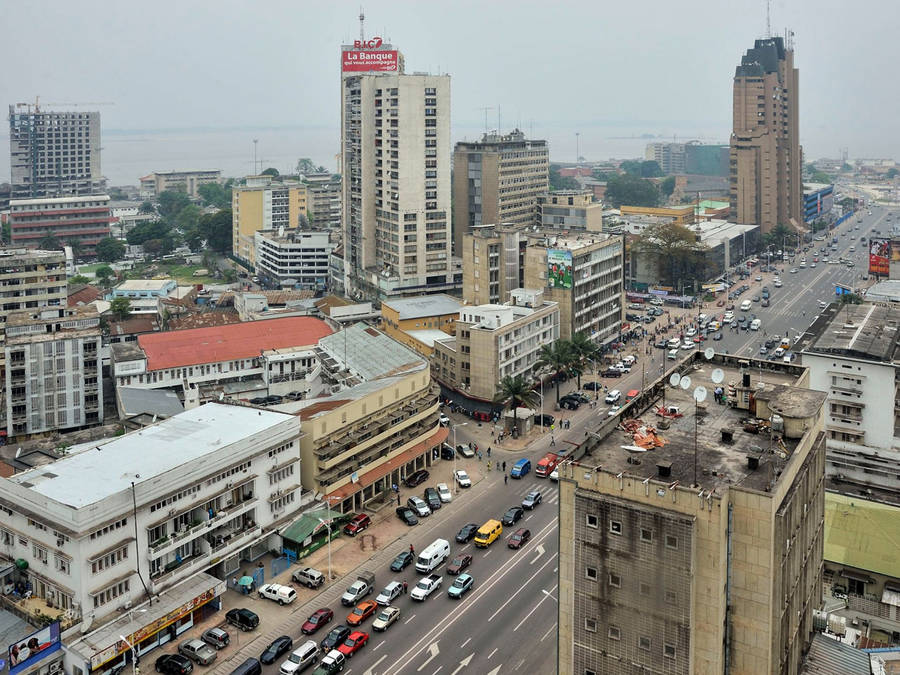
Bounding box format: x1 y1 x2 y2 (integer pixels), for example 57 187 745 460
3 0 899 171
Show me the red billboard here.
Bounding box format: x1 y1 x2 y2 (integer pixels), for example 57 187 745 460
342 50 398 72
869 238 890 276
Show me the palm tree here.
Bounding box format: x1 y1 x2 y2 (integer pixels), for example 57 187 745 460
493 374 539 427
536 341 574 402
569 331 599 389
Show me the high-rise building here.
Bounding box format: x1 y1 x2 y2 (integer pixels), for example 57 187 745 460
341 34 454 299
461 224 528 306
452 130 548 255
557 353 828 675
645 142 686 174
302 173 342 230
231 176 308 267
730 36 801 233
7 194 113 254
536 190 604 232
8 104 105 199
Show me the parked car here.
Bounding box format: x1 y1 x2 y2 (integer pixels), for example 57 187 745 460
583 381 602 391
436 483 452 503
155 654 193 675
291 567 325 590
404 470 430 488
200 627 230 650
395 507 418 526
423 487 442 511
600 368 622 378
178 640 217 667
535 413 555 427
456 444 475 458
406 496 431 517
225 608 259 632
343 514 371 536
260 636 294 665
454 470 472 488
439 443 455 460
301 608 334 635
390 550 414 572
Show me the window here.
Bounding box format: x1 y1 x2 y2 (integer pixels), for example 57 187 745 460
91 544 128 574
32 544 48 564
664 644 677 659
608 626 621 640
585 566 598 581
55 555 70 575
666 535 678 550
665 589 677 604
639 582 651 596
609 572 621 588
584 617 597 632
585 514 598 528
639 636 651 651
93 579 130 608
640 528 653 543
609 520 622 535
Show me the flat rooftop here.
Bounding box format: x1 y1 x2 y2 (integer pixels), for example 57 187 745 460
805 303 900 363
381 294 462 320
7 404 295 509
584 355 823 492
317 322 426 381
115 279 174 292
529 232 614 251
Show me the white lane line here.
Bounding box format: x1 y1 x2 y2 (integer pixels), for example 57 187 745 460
488 647 498 659
541 623 557 642
373 640 385 650
513 584 559 632
404 614 417 624
459 637 471 649
487 553 558 622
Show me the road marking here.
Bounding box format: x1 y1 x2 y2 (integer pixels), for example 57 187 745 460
430 668 442 675
459 638 471 649
373 640 384 650
541 622 557 642
416 642 440 672
363 654 387 675
529 544 545 565
488 647 498 659
404 613 417 624
487 553 558 622
449 654 474 675
513 584 559 632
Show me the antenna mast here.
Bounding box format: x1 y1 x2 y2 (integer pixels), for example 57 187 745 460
765 0 771 37
359 8 365 43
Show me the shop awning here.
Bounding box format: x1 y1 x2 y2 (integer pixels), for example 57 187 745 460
281 508 345 546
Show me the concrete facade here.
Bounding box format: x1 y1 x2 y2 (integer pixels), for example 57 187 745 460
8 195 113 255
138 170 222 199
537 190 604 232
232 177 308 267
461 224 528 306
254 229 334 290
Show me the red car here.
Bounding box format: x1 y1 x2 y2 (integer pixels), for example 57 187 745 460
343 513 371 536
447 554 472 576
508 528 531 549
337 631 369 657
346 600 378 626
300 608 333 634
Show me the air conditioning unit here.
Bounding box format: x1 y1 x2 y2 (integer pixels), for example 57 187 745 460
122 600 132 610
168 509 176 516
57 539 65 547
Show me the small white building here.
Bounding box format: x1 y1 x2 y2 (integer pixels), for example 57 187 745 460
255 229 334 290
107 279 178 315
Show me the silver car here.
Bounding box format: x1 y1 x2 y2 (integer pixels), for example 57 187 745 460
522 491 542 510
179 639 218 666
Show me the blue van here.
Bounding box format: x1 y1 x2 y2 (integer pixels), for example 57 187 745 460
510 458 531 479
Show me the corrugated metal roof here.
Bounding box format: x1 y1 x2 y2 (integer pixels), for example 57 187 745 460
801 633 871 674
825 492 900 580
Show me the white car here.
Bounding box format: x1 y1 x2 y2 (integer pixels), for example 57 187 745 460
605 389 621 404
650 297 664 306
436 483 452 503
375 581 403 606
454 470 471 488
723 312 734 324
681 342 694 350
685 327 697 337
549 468 559 481
607 405 622 417
612 362 631 373
257 583 296 605
667 349 678 360
439 414 450 426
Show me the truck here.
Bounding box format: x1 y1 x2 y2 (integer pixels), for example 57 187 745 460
535 452 563 478
340 571 375 606
410 574 442 601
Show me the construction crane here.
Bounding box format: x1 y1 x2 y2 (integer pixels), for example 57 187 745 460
14 96 114 113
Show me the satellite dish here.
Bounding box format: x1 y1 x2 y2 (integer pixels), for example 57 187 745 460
694 385 708 403
711 368 725 384
704 347 715 360
669 373 681 387
680 375 692 390
756 381 766 390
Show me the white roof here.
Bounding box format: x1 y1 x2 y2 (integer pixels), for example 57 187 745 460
116 279 174 292
8 404 296 508
382 294 462 320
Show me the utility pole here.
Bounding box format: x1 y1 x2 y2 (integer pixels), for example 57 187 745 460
575 132 581 163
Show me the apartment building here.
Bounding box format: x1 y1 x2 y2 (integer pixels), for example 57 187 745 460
0 248 67 371
254 229 333 290
8 104 105 199
272 322 445 512
432 289 559 401
139 170 222 199
461 224 529 305
523 233 624 345
8 195 113 255
0 403 302 674
452 129 549 255
232 176 308 267
558 353 827 675
341 54 455 298
303 173 342 229
645 142 686 174
380 294 461 356
5 305 102 437
730 36 801 232
537 190 604 232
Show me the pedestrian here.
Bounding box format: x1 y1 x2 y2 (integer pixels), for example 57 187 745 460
504 474 508 485
487 460 492 471
550 435 556 447
502 460 507 471
487 446 492 458
397 494 401 506
232 576 237 589
409 543 414 555
477 450 483 461
402 580 408 594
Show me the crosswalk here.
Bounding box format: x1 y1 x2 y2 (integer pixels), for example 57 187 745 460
505 479 561 505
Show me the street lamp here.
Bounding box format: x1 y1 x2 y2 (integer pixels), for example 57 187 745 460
119 635 138 675
452 423 468 494
316 516 333 581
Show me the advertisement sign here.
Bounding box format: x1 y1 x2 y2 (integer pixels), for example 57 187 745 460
869 238 890 276
547 249 573 289
342 50 398 72
8 622 61 675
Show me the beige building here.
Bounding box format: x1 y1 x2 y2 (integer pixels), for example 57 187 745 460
303 173 342 230
558 352 827 675
432 289 558 401
232 176 308 267
139 170 222 199
730 37 801 233
523 233 624 345
452 129 548 255
537 190 604 232
461 223 529 306
380 294 462 358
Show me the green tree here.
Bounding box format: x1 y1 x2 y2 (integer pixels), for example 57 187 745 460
127 220 172 246
141 237 174 258
591 169 616 181
839 196 856 209
66 238 83 259
110 297 131 321
68 274 91 285
198 209 233 253
157 190 191 220
176 204 203 233
633 222 710 287
261 167 280 177
568 332 599 389
660 175 676 198
549 165 581 190
763 223 794 249
2 221 10 244
197 182 232 209
95 237 126 263
605 174 660 207
621 160 663 178
95 265 116 288
493 374 539 426
139 201 156 214
39 234 63 251
841 163 853 172
536 341 575 403
838 293 864 305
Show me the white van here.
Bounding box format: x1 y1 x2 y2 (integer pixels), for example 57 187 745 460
740 300 752 311
667 349 678 360
415 538 450 573
750 319 761 331
667 337 681 349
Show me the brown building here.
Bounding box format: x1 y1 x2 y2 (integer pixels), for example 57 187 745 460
730 36 801 233
537 190 604 231
452 129 548 256
461 224 529 306
558 353 827 675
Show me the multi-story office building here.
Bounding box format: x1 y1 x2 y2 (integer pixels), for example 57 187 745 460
558 353 828 675
730 36 801 233
232 176 308 267
802 182 834 223
461 224 529 306
8 194 113 254
452 129 548 255
341 38 454 298
645 141 686 174
8 104 105 199
138 170 222 199
0 403 302 674
5 305 102 437
302 173 342 230
254 229 334 290
523 233 624 345
537 190 604 232
432 289 558 401
0 248 67 371
380 294 461 357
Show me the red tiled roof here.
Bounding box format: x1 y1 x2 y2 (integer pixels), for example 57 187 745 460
138 316 332 370
67 284 103 307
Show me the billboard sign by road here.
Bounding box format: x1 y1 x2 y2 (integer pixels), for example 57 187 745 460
869 238 890 276
8 621 61 675
342 50 398 72
547 249 573 289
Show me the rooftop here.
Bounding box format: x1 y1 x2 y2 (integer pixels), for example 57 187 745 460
804 303 900 363
10 194 110 206
528 232 615 251
824 491 900 579
578 354 824 492
381 294 462 320
862 279 900 304
317 323 426 381
403 329 455 348
7 404 295 508
115 279 175 292
135 316 332 370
